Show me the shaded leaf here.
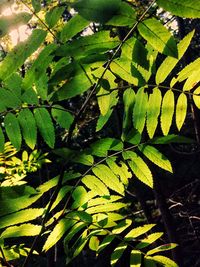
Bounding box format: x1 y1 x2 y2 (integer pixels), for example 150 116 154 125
73 0 121 23
34 108 55 148
106 2 136 27
4 113 21 151
60 14 89 43
51 105 73 129
18 109 37 149
130 250 142 267
111 243 127 266
45 6 65 28
0 127 5 152
0 88 21 108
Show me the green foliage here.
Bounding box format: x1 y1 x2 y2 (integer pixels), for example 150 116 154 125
1 0 200 266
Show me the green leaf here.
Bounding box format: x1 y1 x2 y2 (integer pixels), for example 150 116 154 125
73 0 121 23
130 250 142 267
121 37 149 70
4 113 21 151
60 14 89 43
106 158 131 186
112 219 132 234
138 18 178 58
22 44 57 90
136 232 163 249
171 57 200 87
0 88 21 108
144 258 157 267
0 127 5 152
133 87 148 134
18 109 37 149
43 218 74 252
106 2 136 27
149 255 178 267
32 0 41 13
111 242 127 266
176 93 187 131
98 235 115 253
54 72 92 100
123 151 153 188
139 145 173 173
156 30 195 85
147 243 178 255
86 202 127 214
64 222 86 244
0 29 47 81
51 105 73 129
110 59 145 86
56 31 119 59
146 87 162 138
157 0 200 18
89 236 99 251
82 175 110 196
90 138 123 157
161 90 175 136
151 134 195 144
45 6 65 28
65 229 88 263
183 68 200 91
193 87 200 108
21 88 39 105
0 208 44 229
125 224 155 240
0 224 41 239
34 108 55 148
92 164 125 195
122 88 135 140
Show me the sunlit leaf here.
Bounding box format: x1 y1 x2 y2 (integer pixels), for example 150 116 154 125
161 90 174 136
146 87 162 138
139 145 173 172
138 18 178 58
123 151 153 188
176 93 187 131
